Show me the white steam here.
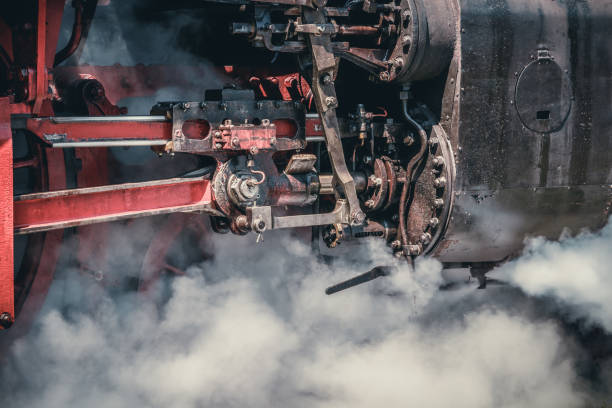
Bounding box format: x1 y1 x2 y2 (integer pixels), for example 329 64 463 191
497 222 612 332
0 231 588 407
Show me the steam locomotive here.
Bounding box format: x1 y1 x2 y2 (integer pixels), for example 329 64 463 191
0 0 610 333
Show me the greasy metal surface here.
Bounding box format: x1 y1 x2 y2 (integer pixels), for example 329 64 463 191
434 0 612 262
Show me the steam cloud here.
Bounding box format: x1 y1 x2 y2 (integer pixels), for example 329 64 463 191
496 222 612 332
2 2 611 407
0 228 604 407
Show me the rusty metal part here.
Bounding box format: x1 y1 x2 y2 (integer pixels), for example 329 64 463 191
304 7 364 226
168 97 305 154
284 154 317 175
361 158 389 212
322 223 344 248
397 97 429 257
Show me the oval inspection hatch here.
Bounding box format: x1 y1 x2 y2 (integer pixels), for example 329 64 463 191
515 51 572 133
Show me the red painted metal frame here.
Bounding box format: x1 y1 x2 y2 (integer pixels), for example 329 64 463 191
0 98 14 327
14 177 214 234
26 117 171 144
25 116 323 146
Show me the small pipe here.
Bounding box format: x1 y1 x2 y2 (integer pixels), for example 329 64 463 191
398 98 428 256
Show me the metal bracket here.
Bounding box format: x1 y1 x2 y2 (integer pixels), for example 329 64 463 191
247 199 349 230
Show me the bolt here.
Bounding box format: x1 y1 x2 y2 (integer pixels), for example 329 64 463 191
434 198 445 208
325 96 337 107
432 156 445 168
407 245 422 256
365 199 375 208
402 35 412 45
402 9 411 19
252 217 266 233
429 217 440 228
231 137 240 148
351 209 366 225
262 119 271 126
200 102 208 110
393 57 404 68
214 131 222 138
181 102 191 110
270 136 277 145
317 25 325 34
379 71 390 81
369 174 382 186
215 142 223 149
235 215 249 230
391 240 402 249
250 146 259 155
419 232 432 245
322 74 332 85
433 177 447 188
428 137 439 147
0 312 12 329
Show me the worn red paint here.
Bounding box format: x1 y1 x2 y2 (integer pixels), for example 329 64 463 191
26 117 172 144
0 98 14 327
14 178 212 234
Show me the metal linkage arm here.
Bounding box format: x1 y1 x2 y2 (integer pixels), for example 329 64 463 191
14 177 220 234
304 8 365 226
246 199 349 233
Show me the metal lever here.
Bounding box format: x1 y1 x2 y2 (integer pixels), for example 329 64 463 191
325 266 392 295
304 7 365 226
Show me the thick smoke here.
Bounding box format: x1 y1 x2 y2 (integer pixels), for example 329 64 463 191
0 229 593 408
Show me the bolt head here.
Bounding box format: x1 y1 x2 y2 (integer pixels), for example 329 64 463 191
214 142 223 149
432 156 445 168
231 137 240 148
408 245 422 256
0 312 13 329
351 209 366 225
434 198 445 208
365 199 375 208
419 233 432 245
325 96 337 107
249 146 259 155
434 177 447 188
379 71 390 81
429 217 440 228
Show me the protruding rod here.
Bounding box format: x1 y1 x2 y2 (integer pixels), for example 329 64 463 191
325 266 392 295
